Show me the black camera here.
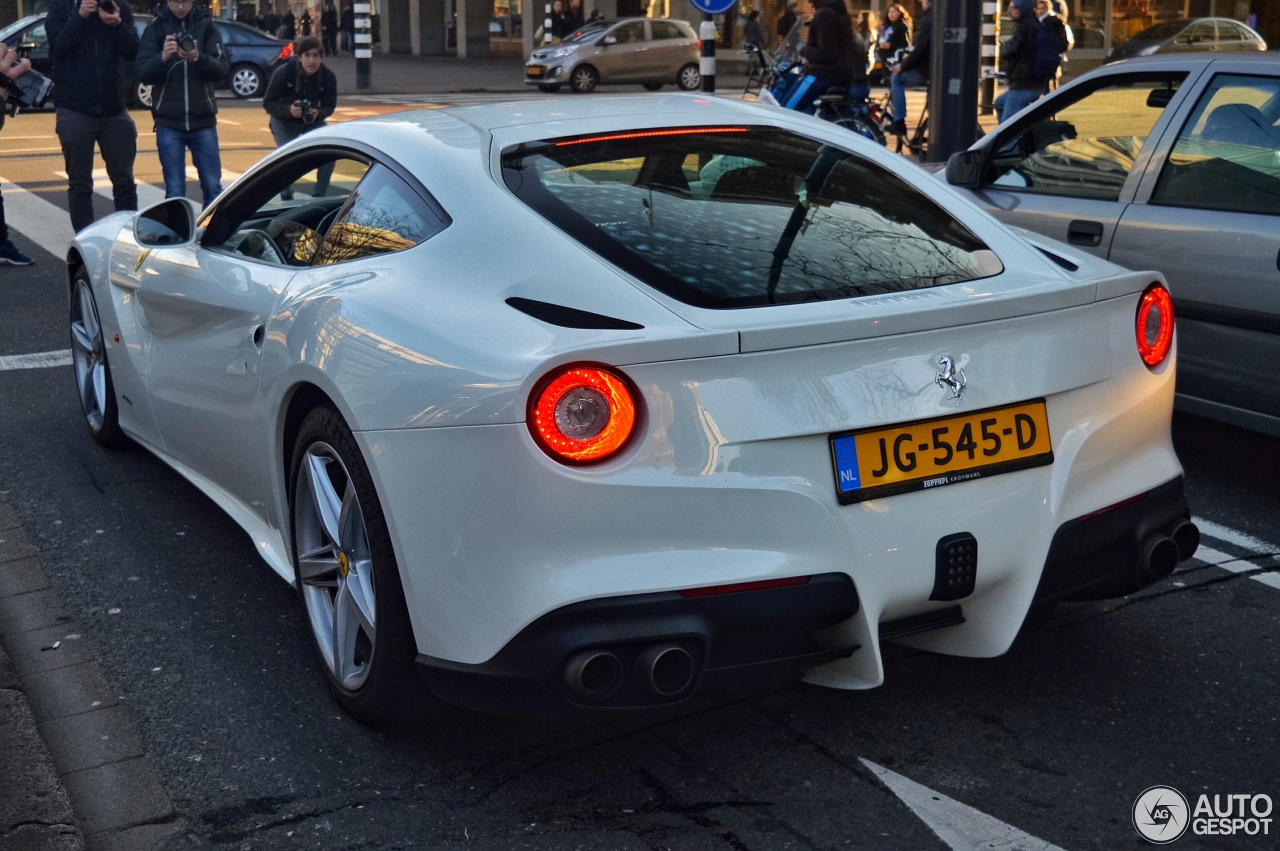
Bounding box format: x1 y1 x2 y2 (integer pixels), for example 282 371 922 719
299 98 316 123
176 32 197 52
99 0 117 13
3 68 53 113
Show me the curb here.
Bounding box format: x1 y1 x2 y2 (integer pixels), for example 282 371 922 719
0 493 188 851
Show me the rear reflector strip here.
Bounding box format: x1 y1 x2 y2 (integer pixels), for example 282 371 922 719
678 576 810 598
1077 491 1148 523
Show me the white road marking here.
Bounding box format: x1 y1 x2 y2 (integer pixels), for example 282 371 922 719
860 758 1067 851
1192 536 1280 592
53 168 165 210
0 350 73 371
0 172 75 257
1193 517 1277 554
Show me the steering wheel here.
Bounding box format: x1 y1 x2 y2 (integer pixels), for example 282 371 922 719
228 228 285 265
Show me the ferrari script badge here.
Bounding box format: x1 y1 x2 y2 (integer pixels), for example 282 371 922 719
935 355 966 406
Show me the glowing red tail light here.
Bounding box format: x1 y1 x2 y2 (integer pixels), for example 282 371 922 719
530 366 637 463
278 42 294 60
1136 283 1175 367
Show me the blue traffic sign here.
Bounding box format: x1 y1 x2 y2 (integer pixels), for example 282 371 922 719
689 0 736 15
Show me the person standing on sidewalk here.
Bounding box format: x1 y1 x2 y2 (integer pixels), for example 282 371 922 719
994 0 1048 123
321 3 338 56
136 0 228 208
45 0 140 234
888 0 930 136
0 43 35 265
263 37 336 198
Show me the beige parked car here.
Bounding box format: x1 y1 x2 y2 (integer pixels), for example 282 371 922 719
525 18 701 94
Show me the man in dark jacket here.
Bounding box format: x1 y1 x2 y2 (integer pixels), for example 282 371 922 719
45 0 140 233
136 0 228 207
799 0 853 88
340 4 355 54
321 3 338 56
776 0 798 43
994 0 1046 122
888 0 929 135
263 37 337 199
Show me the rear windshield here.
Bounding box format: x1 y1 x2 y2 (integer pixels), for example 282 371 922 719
502 127 1001 309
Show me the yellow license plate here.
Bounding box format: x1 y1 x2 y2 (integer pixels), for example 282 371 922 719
527 66 544 76
830 400 1053 504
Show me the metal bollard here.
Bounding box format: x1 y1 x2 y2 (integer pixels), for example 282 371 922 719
354 1 372 90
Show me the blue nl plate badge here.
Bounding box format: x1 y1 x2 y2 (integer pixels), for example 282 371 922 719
833 435 861 494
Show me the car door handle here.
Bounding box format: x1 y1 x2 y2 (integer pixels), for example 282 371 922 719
1067 219 1104 247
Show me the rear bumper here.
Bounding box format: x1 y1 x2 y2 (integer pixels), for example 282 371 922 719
416 573 859 716
1031 476 1195 604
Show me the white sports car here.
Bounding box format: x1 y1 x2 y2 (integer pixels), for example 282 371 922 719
67 95 1199 723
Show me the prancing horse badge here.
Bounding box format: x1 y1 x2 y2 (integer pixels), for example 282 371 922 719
935 355 966 406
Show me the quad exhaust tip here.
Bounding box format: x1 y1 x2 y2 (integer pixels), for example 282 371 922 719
564 650 622 701
1170 520 1200 563
1139 533 1180 582
636 644 696 697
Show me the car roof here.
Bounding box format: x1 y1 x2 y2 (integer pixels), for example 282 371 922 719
1093 51 1278 72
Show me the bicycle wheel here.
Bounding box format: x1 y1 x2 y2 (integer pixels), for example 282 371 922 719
908 115 928 162
837 114 887 147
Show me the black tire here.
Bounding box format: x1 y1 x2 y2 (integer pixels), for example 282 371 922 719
569 64 599 94
677 63 701 91
69 270 126 448
642 82 664 91
229 63 264 99
537 84 562 93
289 406 432 725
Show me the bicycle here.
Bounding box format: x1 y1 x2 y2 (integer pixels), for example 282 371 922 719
877 91 987 162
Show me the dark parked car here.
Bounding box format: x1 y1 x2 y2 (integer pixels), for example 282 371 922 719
1106 17 1266 61
0 13 289 107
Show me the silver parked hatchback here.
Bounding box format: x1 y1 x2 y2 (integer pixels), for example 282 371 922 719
526 18 701 94
945 53 1280 437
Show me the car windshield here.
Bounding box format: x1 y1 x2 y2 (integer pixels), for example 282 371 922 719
562 21 611 43
0 15 40 43
502 127 1001 309
1131 20 1191 41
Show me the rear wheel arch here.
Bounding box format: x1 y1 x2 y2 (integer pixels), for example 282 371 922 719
281 382 340 495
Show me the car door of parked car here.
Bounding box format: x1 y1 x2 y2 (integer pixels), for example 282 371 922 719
14 20 51 78
957 68 1197 259
140 151 371 511
1110 62 1280 435
646 20 692 80
594 21 649 83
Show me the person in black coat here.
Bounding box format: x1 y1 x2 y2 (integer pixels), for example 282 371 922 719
340 4 355 53
136 0 229 207
776 0 798 43
46 0 141 232
799 0 853 88
321 3 338 55
263 37 337 198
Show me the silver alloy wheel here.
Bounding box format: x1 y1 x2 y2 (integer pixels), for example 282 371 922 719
136 82 154 109
231 66 262 98
678 64 701 91
70 280 108 432
570 65 598 93
294 442 378 690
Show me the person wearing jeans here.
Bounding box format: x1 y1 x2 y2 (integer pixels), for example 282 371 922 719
0 42 35 265
994 0 1048 123
888 0 930 135
136 0 229 207
46 0 139 233
263 38 337 199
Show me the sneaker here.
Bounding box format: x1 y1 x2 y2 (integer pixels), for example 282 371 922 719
888 119 907 136
0 239 33 266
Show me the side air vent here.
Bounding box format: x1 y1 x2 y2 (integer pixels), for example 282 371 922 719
1037 247 1080 272
506 297 644 330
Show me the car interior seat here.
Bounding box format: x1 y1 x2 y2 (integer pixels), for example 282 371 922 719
1199 103 1277 148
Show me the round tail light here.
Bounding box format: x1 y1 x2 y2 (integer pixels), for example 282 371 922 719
530 366 637 463
1135 282 1174 368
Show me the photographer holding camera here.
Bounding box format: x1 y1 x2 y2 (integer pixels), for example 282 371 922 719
136 0 229 207
46 0 139 233
0 43 37 265
262 37 335 199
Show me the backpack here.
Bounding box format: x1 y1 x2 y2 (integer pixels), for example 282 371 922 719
1031 21 1062 80
1043 15 1070 55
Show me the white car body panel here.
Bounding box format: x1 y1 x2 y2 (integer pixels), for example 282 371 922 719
67 94 1185 701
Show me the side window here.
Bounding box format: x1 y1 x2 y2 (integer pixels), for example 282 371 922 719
312 165 445 266
1150 74 1280 216
204 153 371 266
987 75 1185 201
219 24 249 45
650 21 683 40
1217 23 1244 43
22 23 48 58
1182 21 1216 44
611 22 646 44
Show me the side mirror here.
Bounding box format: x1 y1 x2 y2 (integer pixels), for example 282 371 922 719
945 150 983 187
602 35 617 45
134 197 200 247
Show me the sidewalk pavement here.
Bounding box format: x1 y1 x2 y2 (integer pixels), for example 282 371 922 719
318 50 753 96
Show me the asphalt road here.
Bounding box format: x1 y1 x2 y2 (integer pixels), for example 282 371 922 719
0 96 1277 851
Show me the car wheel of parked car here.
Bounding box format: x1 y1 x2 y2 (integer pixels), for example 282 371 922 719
134 81 154 110
290 406 430 725
569 65 599 94
642 82 663 91
69 272 125 448
677 63 701 91
537 84 561 93
230 64 264 99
